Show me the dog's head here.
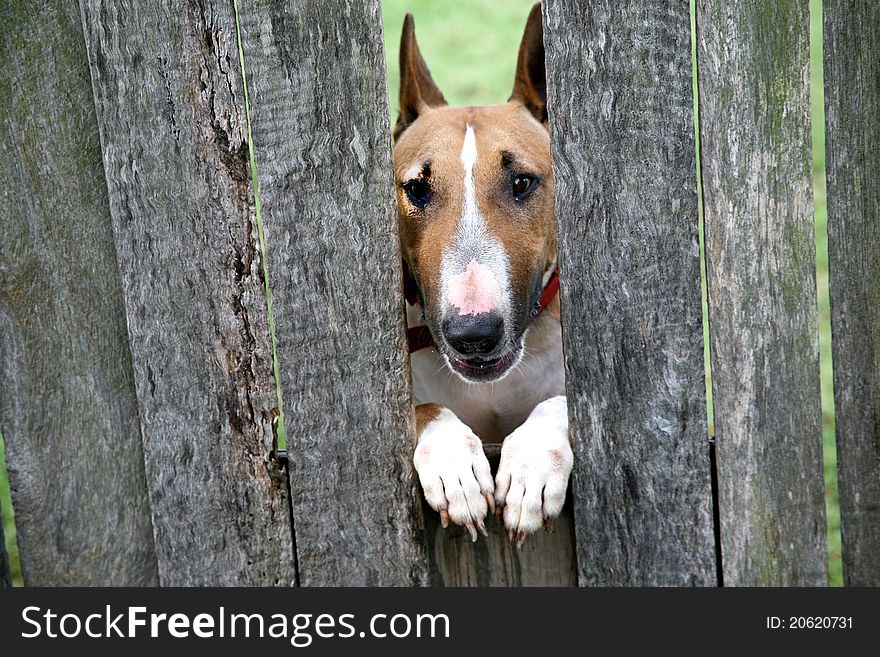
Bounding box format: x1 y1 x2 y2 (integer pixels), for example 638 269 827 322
393 4 555 383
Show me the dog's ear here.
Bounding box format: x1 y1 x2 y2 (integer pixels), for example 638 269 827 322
510 3 547 124
395 13 447 141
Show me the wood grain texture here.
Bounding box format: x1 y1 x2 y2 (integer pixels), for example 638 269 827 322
425 453 576 587
824 0 880 586
427 519 576 586
697 0 827 585
543 0 716 585
79 0 295 585
237 0 430 585
0 0 158 585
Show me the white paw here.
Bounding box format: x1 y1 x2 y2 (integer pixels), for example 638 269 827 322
413 408 495 541
494 396 573 546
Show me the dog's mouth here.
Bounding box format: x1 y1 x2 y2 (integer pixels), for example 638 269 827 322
443 340 524 383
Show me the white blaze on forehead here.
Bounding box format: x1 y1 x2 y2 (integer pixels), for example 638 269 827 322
440 123 510 317
461 124 478 186
458 124 480 239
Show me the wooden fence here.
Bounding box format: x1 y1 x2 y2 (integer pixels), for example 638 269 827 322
0 0 876 586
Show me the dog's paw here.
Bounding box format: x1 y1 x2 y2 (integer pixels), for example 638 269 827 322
494 396 573 546
413 407 495 541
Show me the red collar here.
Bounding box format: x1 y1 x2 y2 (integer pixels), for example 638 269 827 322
407 268 560 353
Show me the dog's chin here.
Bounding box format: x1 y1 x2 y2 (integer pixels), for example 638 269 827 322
443 340 524 383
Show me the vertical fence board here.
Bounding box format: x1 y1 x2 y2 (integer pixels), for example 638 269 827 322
238 0 429 585
424 486 577 586
544 0 716 585
79 0 296 585
697 0 827 585
824 0 880 586
0 1 158 585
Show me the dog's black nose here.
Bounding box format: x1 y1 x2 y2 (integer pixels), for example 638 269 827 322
443 313 504 357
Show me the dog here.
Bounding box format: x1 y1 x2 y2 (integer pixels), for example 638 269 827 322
393 3 573 547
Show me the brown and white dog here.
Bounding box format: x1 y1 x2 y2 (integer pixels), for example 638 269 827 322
393 4 572 546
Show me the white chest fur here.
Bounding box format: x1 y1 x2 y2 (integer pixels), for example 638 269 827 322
408 306 565 442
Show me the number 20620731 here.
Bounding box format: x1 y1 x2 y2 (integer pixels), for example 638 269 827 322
766 617 853 629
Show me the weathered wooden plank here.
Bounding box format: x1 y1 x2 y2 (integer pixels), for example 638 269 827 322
0 0 158 585
79 0 295 585
425 451 576 587
423 448 576 587
696 0 827 585
543 0 716 585
427 516 576 586
824 0 880 587
238 0 430 585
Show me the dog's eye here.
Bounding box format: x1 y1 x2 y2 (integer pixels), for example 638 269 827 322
402 179 431 209
512 175 536 201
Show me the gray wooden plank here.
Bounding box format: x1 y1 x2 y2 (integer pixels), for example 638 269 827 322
422 444 575 586
543 0 716 585
697 0 827 585
79 0 295 585
425 446 577 586
427 512 576 587
0 0 158 586
237 0 430 585
824 0 880 587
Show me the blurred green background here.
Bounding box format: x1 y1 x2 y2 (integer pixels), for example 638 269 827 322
0 0 840 586
383 0 536 110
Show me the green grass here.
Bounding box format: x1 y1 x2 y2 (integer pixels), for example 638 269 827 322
382 0 537 112
0 429 23 586
809 0 842 588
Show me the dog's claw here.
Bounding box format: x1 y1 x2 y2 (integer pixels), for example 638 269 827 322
544 517 554 533
477 519 488 537
485 492 495 515
413 409 493 542
516 531 526 548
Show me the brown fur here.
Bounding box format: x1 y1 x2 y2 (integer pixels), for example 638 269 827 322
414 403 443 435
510 4 547 124
399 4 571 543
393 4 555 332
395 13 448 141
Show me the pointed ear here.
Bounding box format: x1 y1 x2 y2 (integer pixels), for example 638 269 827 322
510 3 547 124
395 13 447 141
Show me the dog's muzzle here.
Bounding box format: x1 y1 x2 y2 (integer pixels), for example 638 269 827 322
440 310 522 382
442 312 504 357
